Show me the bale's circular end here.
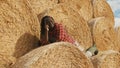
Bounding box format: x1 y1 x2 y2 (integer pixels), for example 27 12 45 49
91 50 120 68
99 52 120 68
92 18 116 51
93 0 114 25
12 42 94 68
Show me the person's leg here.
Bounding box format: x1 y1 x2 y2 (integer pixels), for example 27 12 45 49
85 51 92 58
74 41 98 58
74 41 85 52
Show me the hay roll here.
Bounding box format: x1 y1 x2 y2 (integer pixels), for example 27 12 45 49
28 0 58 15
44 4 92 49
58 0 93 22
91 50 120 68
12 42 94 68
88 17 117 51
114 25 120 52
0 0 40 67
93 0 114 25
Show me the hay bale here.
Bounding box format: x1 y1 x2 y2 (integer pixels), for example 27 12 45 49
93 0 114 25
114 26 120 52
88 17 104 37
58 0 93 22
43 4 93 49
91 50 120 68
0 0 40 67
88 17 117 51
12 42 94 68
28 0 58 15
0 54 16 68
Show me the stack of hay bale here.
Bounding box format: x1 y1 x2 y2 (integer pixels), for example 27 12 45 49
0 0 119 68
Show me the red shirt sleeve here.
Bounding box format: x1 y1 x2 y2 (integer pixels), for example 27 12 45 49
56 24 66 41
52 23 75 44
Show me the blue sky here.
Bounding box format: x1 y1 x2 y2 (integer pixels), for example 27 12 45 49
107 0 120 28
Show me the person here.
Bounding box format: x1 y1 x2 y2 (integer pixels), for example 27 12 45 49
40 15 98 57
40 15 76 45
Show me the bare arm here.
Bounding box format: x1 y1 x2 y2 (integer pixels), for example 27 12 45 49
40 25 50 45
44 26 49 42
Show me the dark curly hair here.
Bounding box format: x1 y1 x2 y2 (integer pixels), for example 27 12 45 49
40 16 55 35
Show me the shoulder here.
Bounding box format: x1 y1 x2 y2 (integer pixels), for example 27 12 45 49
54 23 65 31
55 23 63 28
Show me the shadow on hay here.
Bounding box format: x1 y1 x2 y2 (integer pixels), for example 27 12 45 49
13 33 40 58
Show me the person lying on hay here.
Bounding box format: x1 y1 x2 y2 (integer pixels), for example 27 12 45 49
40 15 98 57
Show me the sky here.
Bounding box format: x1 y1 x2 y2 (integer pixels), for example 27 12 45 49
107 0 120 28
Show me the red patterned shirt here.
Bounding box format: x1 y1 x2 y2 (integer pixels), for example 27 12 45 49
48 23 75 44
41 23 75 45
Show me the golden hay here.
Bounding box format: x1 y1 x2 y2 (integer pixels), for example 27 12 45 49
91 50 120 68
58 0 93 22
114 26 120 52
28 0 58 15
88 17 117 51
12 42 94 68
92 0 114 25
42 4 93 49
88 17 104 37
0 0 40 67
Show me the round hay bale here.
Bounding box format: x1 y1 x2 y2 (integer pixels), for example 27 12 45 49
28 0 58 15
88 17 117 51
0 54 16 68
88 17 104 37
0 0 40 67
12 42 94 68
91 50 120 68
43 4 93 49
114 26 120 52
58 0 93 22
93 0 114 25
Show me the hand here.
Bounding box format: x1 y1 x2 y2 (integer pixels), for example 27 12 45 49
44 24 49 43
45 25 49 31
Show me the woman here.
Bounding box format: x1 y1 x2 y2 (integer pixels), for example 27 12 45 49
40 16 98 57
40 16 75 45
